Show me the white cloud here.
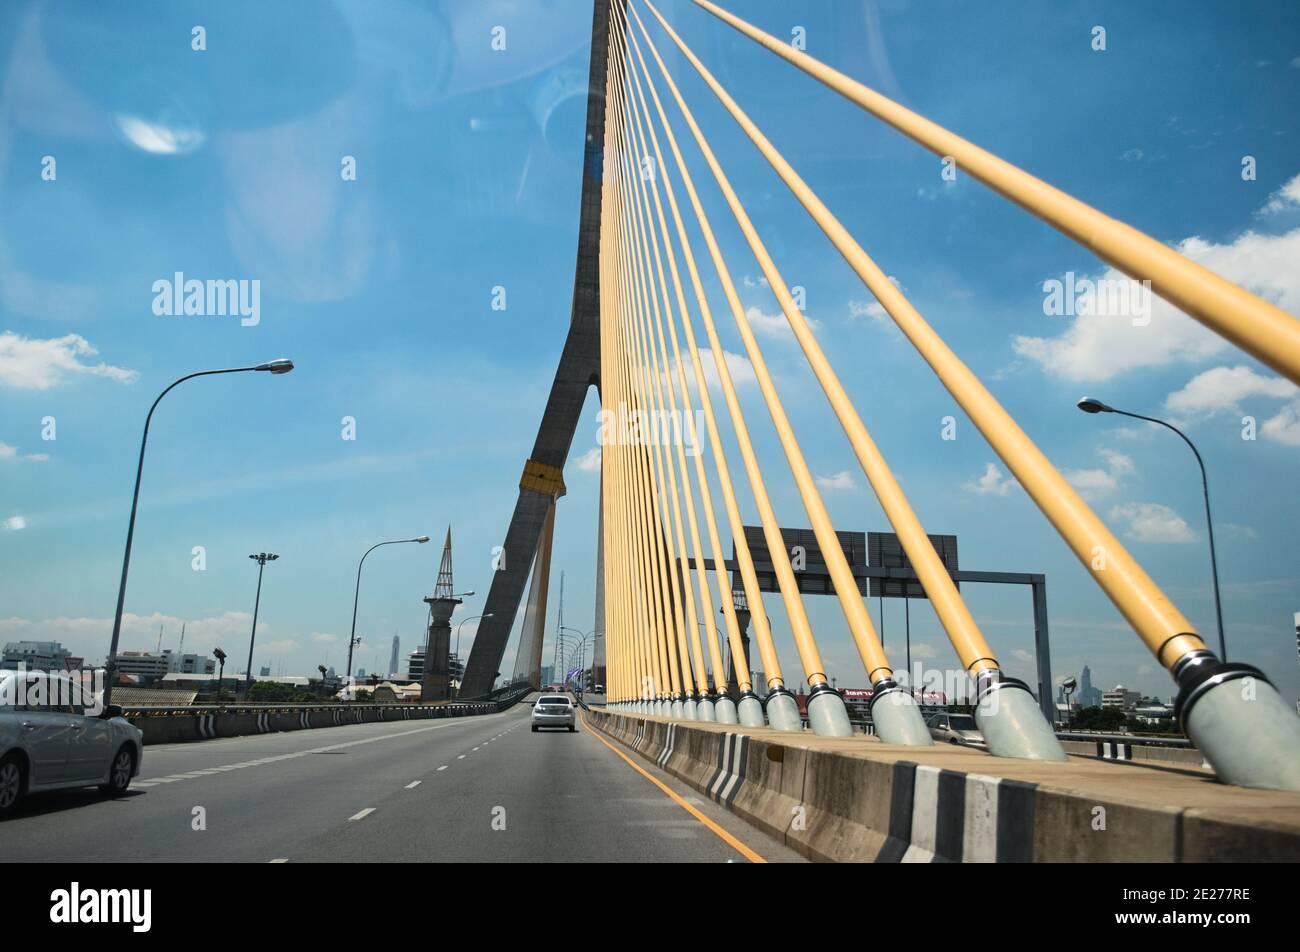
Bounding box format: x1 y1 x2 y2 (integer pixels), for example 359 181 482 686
742 275 769 289
1063 467 1118 497
848 277 904 323
849 299 887 321
1099 448 1135 474
0 610 259 660
1013 227 1300 381
1261 398 1300 446
1108 502 1195 543
310 632 339 644
743 305 820 340
115 115 205 156
1260 172 1300 215
0 331 138 390
687 347 755 393
1163 364 1300 445
745 305 790 338
968 462 1017 496
2 515 26 531
814 470 856 490
1064 448 1133 499
0 441 49 463
1165 364 1297 418
571 446 601 472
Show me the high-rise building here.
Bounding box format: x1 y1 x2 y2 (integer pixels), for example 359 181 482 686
163 650 215 675
407 651 425 680
1078 665 1103 708
1 640 73 670
115 651 171 684
389 635 400 678
1102 684 1141 711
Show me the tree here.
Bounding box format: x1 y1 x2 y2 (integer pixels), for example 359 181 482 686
1071 706 1128 732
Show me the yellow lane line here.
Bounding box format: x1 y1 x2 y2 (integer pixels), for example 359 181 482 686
580 712 766 864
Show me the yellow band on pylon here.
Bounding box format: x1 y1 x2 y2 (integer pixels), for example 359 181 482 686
520 459 566 498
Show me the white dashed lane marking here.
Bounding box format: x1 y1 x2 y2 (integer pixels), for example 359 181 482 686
348 808 375 822
132 713 509 788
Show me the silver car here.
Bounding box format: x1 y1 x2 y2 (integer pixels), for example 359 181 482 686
531 694 576 732
925 711 985 747
0 670 143 816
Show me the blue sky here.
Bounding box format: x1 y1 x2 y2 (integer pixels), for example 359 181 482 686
1 0 1297 705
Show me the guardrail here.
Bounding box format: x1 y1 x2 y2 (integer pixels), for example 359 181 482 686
1055 730 1192 747
1054 730 1204 767
126 686 533 745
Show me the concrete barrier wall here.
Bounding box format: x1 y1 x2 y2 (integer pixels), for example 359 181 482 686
585 709 1300 863
1058 738 1208 768
129 698 516 746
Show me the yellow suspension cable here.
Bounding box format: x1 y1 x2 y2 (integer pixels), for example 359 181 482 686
617 24 733 697
615 119 683 702
690 0 1300 387
628 5 864 688
612 95 682 699
616 75 713 700
614 7 783 694
638 0 1002 679
642 0 1206 671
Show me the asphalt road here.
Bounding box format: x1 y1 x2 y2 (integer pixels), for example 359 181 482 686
2 703 804 863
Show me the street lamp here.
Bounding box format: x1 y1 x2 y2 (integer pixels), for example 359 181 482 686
347 536 431 681
1061 675 1077 729
455 613 493 661
244 552 279 696
1076 397 1227 660
213 648 227 704
560 626 600 693
103 359 294 706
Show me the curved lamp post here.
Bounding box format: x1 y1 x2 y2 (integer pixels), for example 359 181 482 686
455 613 493 670
243 552 279 696
348 536 431 680
560 626 602 693
1077 397 1227 660
104 359 294 707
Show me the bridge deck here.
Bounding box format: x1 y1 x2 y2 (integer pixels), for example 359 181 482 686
594 711 1300 862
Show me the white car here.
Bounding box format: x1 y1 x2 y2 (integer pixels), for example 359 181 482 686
925 711 985 747
0 670 143 816
531 694 576 732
